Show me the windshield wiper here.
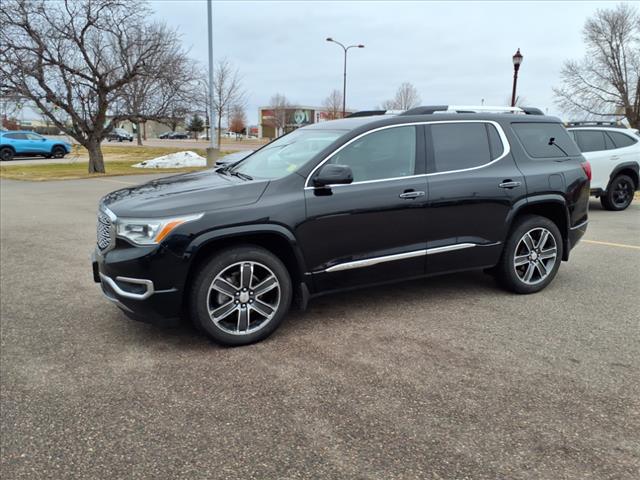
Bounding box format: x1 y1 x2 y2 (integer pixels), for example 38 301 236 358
230 170 253 181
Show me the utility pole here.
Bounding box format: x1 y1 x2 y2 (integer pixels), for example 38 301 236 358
206 0 217 167
326 38 364 118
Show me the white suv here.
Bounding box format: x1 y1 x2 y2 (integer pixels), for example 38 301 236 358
567 126 639 210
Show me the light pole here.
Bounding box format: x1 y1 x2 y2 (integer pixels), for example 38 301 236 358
326 38 364 117
206 0 217 166
510 48 523 107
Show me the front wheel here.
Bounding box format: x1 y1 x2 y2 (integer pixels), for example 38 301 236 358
190 246 292 346
601 174 635 211
51 146 66 158
496 215 563 294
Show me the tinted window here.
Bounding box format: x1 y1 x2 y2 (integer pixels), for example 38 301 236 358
574 131 607 152
26 133 43 141
4 133 28 140
487 124 504 159
512 123 580 158
431 123 490 172
607 131 637 148
327 126 416 182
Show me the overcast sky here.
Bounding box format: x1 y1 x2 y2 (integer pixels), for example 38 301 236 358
150 1 621 124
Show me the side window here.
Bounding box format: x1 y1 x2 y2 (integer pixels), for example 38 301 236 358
574 131 607 152
512 123 580 158
607 131 638 149
431 123 491 172
327 126 416 182
5 133 28 140
486 124 504 159
26 133 43 141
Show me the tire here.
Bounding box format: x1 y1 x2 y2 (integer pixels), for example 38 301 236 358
51 146 66 159
190 245 292 346
0 147 14 161
600 174 635 211
496 214 563 294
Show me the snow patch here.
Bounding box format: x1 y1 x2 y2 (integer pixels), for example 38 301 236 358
133 151 206 169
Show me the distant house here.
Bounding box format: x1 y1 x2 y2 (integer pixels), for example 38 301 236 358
258 105 353 139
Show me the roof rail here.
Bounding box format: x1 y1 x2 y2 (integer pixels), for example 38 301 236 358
346 110 402 118
565 120 623 127
400 105 544 116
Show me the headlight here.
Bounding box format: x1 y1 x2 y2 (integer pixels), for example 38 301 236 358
116 213 203 245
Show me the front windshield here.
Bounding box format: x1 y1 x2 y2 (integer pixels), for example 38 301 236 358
230 129 344 179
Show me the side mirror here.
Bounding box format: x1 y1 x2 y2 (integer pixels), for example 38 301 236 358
41 138 46 141
313 164 353 187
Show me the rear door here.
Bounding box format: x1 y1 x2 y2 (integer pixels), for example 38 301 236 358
299 124 429 292
424 121 525 274
570 129 613 191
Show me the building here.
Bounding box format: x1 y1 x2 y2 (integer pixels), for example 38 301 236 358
258 105 352 139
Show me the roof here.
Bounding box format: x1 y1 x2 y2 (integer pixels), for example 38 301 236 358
304 112 563 132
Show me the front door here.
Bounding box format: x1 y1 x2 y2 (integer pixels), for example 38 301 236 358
298 124 429 292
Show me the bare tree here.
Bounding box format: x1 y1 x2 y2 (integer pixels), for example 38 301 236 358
379 82 421 110
114 50 199 145
265 93 290 138
0 0 188 173
229 103 247 134
554 3 640 128
322 89 343 120
200 59 245 148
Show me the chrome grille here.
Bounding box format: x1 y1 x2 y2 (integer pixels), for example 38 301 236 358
97 210 113 251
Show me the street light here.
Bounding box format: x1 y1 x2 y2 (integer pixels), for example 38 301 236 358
510 48 523 107
326 37 364 117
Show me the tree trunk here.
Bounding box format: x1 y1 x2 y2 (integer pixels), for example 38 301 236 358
136 121 143 146
217 115 222 149
87 140 105 174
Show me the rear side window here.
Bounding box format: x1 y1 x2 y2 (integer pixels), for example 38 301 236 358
574 130 607 152
607 131 637 148
512 123 580 158
431 123 492 172
4 133 28 140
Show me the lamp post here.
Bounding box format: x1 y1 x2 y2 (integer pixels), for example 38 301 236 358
326 37 364 117
510 48 523 107
205 0 217 166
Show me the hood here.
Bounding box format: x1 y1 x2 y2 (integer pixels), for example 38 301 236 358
101 169 269 218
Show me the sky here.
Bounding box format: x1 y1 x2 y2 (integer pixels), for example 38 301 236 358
148 0 626 125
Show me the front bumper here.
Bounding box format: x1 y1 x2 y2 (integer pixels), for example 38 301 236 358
92 247 184 326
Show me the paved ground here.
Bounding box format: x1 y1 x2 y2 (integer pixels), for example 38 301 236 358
1 175 639 479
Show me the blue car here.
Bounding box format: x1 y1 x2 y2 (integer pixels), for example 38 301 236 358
0 130 72 161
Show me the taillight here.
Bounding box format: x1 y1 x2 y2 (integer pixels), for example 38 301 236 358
581 161 592 181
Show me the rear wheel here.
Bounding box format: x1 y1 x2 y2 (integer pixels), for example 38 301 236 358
0 147 14 161
51 146 66 158
496 215 563 294
190 246 292 346
601 174 634 211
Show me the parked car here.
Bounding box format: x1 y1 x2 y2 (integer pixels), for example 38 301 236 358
566 124 639 210
159 131 189 140
92 105 590 346
106 128 134 142
0 130 71 161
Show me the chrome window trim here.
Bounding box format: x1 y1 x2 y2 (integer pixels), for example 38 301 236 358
99 273 155 300
304 120 511 190
322 243 477 273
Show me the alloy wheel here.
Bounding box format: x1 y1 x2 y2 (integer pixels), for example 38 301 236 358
207 261 281 335
513 227 558 285
612 179 632 208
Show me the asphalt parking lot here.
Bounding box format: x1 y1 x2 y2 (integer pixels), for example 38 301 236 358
1 174 639 479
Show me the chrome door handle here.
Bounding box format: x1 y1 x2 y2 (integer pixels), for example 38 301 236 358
498 181 522 189
399 191 425 199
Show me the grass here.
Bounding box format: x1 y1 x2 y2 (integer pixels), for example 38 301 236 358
0 146 232 181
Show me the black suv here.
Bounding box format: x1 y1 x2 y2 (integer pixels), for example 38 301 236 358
92 106 590 346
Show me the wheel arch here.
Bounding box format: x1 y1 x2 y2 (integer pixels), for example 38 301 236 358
507 196 570 261
182 225 308 308
609 162 639 191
